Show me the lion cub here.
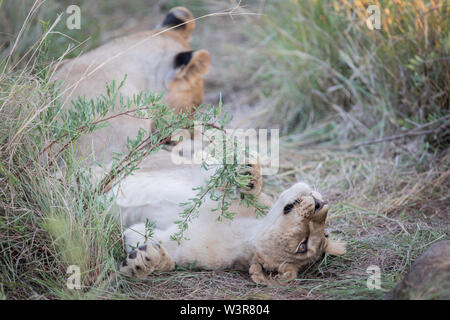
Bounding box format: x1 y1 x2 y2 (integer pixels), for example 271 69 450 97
52 7 210 164
116 151 345 285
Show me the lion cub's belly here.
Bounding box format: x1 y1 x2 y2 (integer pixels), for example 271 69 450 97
114 166 209 229
161 215 256 271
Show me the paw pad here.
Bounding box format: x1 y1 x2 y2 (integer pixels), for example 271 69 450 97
119 241 174 278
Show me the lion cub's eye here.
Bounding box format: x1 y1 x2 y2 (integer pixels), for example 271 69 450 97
283 203 294 214
283 199 302 215
296 239 308 254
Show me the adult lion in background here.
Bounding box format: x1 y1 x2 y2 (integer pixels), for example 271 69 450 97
52 7 210 164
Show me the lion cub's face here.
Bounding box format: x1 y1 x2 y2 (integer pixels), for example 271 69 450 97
257 183 344 271
278 193 328 260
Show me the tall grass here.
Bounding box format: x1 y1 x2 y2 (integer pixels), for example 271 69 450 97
0 1 147 299
247 0 449 139
0 18 124 297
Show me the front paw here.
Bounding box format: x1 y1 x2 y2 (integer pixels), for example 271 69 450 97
273 263 298 285
119 241 174 278
249 262 281 286
249 263 271 286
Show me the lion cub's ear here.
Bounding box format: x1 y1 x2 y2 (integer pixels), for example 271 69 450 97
325 238 346 255
160 7 196 41
174 50 211 79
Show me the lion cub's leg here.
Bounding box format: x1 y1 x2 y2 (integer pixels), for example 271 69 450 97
119 224 174 278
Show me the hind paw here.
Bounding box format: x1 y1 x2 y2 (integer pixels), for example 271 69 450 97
119 241 174 278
